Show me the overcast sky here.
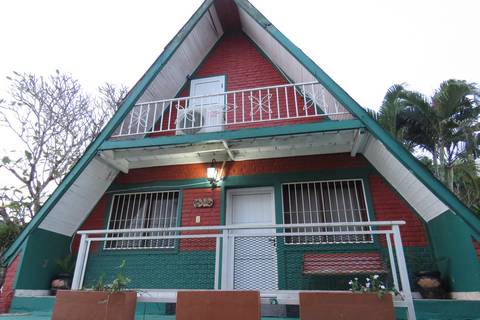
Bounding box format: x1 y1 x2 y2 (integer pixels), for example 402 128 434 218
0 0 479 184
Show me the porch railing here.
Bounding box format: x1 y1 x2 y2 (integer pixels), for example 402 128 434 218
111 81 353 138
72 221 416 320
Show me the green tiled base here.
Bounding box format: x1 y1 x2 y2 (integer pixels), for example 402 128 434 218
84 250 215 289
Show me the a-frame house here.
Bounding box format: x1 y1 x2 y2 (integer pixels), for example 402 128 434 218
1 0 479 318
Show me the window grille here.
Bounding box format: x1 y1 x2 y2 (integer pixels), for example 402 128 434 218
282 180 371 244
105 191 180 250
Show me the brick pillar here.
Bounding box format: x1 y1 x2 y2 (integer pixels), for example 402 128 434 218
0 254 21 313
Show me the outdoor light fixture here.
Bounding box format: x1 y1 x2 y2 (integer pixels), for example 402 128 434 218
207 159 218 188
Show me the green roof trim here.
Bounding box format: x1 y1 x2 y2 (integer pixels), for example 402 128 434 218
1 0 215 265
100 119 364 150
234 0 479 236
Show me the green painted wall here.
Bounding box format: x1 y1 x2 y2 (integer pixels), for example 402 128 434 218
15 228 71 290
427 211 480 292
83 250 215 290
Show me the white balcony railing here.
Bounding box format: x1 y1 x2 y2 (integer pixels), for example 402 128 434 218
112 81 353 138
72 221 416 319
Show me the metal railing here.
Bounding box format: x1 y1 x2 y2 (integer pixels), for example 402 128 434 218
111 81 353 138
72 221 416 320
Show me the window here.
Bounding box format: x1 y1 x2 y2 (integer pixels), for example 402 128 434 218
282 180 371 244
105 191 180 250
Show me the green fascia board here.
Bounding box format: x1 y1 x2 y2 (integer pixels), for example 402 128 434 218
1 0 215 264
100 119 364 150
234 0 480 236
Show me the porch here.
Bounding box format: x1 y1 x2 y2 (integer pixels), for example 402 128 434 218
71 221 416 319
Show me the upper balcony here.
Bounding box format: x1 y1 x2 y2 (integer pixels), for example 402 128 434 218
110 81 355 140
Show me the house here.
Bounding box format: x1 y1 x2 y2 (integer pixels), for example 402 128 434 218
1 0 479 319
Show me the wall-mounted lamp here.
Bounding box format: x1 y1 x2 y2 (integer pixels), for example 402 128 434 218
207 159 218 188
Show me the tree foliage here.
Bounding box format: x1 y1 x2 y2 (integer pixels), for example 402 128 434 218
373 80 480 212
0 70 127 224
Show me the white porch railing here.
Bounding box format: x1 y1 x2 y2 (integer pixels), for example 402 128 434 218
111 81 353 138
72 221 415 320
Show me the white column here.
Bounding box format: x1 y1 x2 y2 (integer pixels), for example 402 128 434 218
214 237 221 290
392 225 417 320
71 234 88 290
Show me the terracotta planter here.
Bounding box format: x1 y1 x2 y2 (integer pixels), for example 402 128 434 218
176 291 261 320
52 290 137 320
299 291 395 320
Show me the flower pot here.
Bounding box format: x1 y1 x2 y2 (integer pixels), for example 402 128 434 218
50 273 72 295
415 271 448 299
52 290 137 320
299 291 395 320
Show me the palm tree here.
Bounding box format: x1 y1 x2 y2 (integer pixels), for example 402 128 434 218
369 84 416 150
400 79 480 190
452 159 480 208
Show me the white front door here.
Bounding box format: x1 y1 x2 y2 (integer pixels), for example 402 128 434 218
224 187 278 290
177 75 225 133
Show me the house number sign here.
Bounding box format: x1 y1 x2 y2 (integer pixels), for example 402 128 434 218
193 197 214 208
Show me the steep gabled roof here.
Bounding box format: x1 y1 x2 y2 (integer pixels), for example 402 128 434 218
3 0 478 265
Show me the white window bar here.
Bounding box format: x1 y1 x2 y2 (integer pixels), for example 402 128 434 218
104 191 179 250
282 179 372 245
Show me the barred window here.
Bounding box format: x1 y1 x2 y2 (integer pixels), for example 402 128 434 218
105 191 179 250
282 180 371 244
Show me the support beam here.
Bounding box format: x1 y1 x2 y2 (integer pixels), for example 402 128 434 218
222 140 235 160
113 142 226 160
350 129 367 157
98 151 129 174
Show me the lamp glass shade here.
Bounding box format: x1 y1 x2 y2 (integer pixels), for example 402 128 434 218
207 167 217 180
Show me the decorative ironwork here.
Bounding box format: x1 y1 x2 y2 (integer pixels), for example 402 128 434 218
193 198 214 208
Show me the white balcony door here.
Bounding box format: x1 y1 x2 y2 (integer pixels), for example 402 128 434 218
180 75 225 133
224 187 278 290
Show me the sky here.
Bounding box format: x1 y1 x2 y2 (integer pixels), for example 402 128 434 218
0 0 479 185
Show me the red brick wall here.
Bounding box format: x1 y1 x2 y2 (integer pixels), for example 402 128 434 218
180 188 221 251
77 154 430 251
150 33 320 136
369 175 428 247
0 254 20 313
116 154 368 185
72 195 110 253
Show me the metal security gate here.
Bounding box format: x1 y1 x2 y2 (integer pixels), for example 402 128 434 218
225 187 278 290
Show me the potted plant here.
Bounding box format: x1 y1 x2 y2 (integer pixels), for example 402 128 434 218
50 255 74 295
52 260 137 320
415 270 448 299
